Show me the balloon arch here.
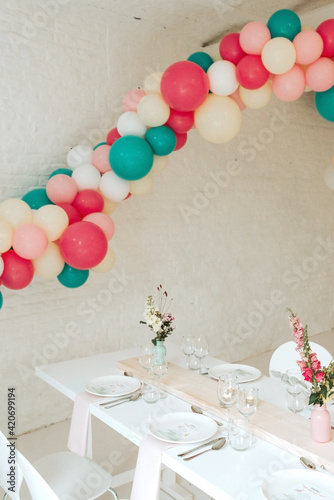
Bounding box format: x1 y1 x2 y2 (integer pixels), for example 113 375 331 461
0 8 334 311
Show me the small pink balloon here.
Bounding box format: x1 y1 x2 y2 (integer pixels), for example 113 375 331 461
91 144 112 173
122 89 146 112
230 88 247 110
239 21 271 55
106 127 121 146
293 30 324 65
306 57 334 92
83 212 115 240
272 64 306 102
46 174 78 204
12 223 48 260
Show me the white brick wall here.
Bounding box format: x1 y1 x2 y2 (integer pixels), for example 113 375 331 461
1 0 334 435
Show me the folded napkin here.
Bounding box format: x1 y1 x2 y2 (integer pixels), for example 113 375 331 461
130 435 175 500
67 391 102 456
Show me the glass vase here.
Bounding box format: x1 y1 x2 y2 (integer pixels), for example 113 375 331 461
310 403 332 443
153 340 166 366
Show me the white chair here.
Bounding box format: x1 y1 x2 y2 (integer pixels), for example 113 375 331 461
269 340 333 377
0 431 119 500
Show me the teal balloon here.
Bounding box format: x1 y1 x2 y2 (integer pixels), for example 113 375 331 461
145 126 177 156
109 135 154 181
49 168 72 178
93 142 107 150
267 9 301 41
0 291 3 311
315 86 334 122
187 52 214 72
57 264 89 288
22 188 53 209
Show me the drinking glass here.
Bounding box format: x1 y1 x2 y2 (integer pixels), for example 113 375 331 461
138 345 155 375
193 335 209 374
181 335 196 369
217 374 238 430
236 386 258 442
152 355 168 399
285 369 307 413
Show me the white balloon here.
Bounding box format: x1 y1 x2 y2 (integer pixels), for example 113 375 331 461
207 60 239 96
117 111 147 137
99 171 130 202
66 145 93 169
72 163 101 191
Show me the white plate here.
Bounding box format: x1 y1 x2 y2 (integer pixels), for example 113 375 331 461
261 469 334 499
149 412 218 444
208 363 261 382
85 375 140 397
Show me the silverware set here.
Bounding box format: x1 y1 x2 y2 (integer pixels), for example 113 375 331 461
177 437 226 460
99 391 141 409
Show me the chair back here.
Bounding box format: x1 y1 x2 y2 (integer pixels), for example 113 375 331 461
17 450 59 500
269 340 333 377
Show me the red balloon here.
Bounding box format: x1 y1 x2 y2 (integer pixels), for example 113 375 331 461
59 221 108 270
72 189 104 218
317 19 334 58
160 61 209 112
236 55 270 90
106 127 121 146
174 132 188 151
1 250 34 290
219 33 246 65
165 109 194 133
57 203 82 225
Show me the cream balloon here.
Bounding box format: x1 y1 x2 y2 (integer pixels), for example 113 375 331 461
100 171 130 202
71 163 101 191
194 94 242 144
0 219 13 252
324 167 334 190
0 256 4 276
143 72 163 93
91 247 116 273
151 155 169 173
261 37 296 75
116 111 147 137
129 174 153 196
100 194 118 215
0 199 32 229
66 145 93 169
239 81 272 109
33 205 69 241
207 60 239 96
137 93 170 127
33 242 65 279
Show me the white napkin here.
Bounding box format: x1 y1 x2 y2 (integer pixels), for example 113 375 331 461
130 435 175 500
67 391 102 456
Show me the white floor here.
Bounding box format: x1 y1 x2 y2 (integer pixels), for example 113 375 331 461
2 330 333 499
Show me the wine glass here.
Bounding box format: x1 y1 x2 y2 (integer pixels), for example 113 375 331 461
236 386 258 433
217 373 238 431
138 345 155 376
285 369 306 413
181 335 196 369
152 354 168 399
193 335 209 373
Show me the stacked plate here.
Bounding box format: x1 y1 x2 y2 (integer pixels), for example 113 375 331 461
85 375 140 397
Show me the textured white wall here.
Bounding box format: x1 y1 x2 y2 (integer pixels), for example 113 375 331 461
1 0 334 435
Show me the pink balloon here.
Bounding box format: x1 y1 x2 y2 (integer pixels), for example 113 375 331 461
239 22 271 55
83 212 115 240
57 203 82 225
293 30 324 65
236 55 269 90
106 127 121 146
219 33 246 65
306 57 334 92
12 223 48 260
122 89 146 112
173 131 187 151
72 189 104 218
46 174 78 204
1 250 34 290
317 19 334 58
91 144 112 173
59 221 108 270
230 88 247 111
272 64 306 102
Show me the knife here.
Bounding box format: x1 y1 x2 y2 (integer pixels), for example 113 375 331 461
177 437 222 457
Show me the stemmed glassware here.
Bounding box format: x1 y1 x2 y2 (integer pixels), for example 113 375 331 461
217 373 238 429
193 335 209 373
181 335 196 369
139 345 155 375
236 386 258 429
152 353 168 399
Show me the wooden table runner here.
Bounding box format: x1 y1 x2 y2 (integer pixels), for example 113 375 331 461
118 357 334 472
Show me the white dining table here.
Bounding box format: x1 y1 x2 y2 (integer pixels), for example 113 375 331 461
35 342 333 500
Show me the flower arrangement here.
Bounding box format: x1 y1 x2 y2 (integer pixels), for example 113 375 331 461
287 308 334 406
140 285 175 345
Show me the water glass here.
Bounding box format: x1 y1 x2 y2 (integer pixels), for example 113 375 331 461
142 381 160 404
285 369 307 413
181 335 196 369
229 418 252 451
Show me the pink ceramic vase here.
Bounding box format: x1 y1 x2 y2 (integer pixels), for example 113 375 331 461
310 404 332 443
